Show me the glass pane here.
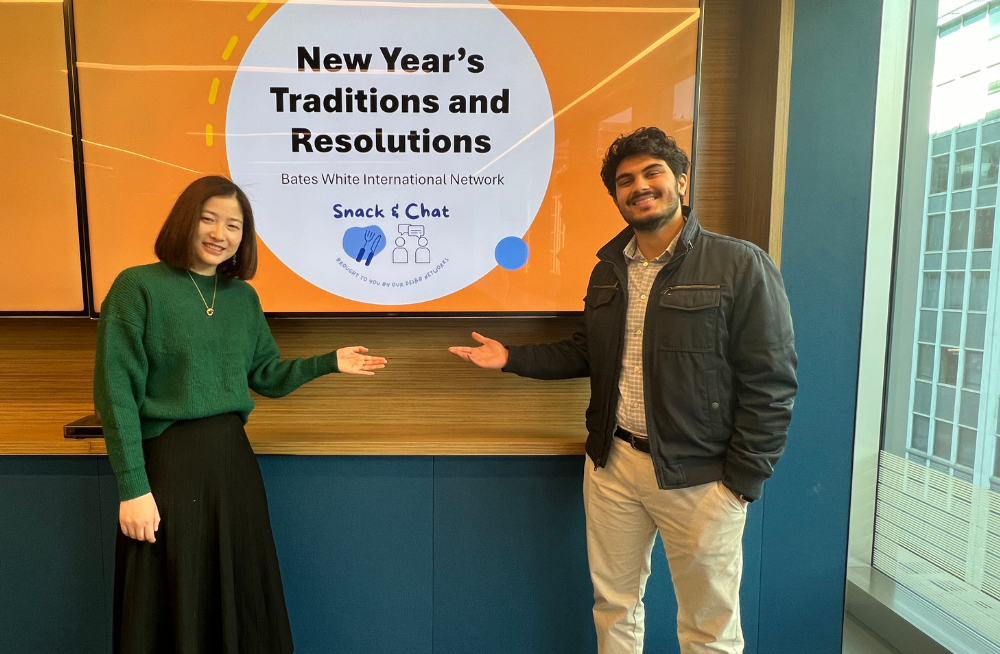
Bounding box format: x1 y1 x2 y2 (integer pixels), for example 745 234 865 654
953 190 972 210
986 121 1000 143
919 310 938 342
977 185 997 206
958 128 978 149
914 381 932 414
936 385 956 419
945 271 965 309
980 142 1000 185
941 311 961 344
927 213 945 250
975 207 995 248
957 428 977 467
959 390 980 427
922 272 941 308
969 272 990 311
971 250 992 269
931 155 950 193
940 346 960 385
964 350 983 390
925 252 943 269
912 415 929 452
946 251 967 269
932 134 952 154
966 312 987 349
955 149 975 190
949 210 970 249
934 420 954 459
917 344 935 380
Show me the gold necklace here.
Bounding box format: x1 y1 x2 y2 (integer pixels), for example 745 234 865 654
187 271 217 316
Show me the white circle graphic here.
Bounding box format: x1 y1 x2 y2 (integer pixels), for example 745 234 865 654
226 0 555 305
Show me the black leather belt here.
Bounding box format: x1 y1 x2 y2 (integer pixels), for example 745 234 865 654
614 427 651 453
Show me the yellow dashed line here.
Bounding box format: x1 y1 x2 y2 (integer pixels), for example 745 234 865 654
248 2 267 21
222 36 239 61
210 9 260 148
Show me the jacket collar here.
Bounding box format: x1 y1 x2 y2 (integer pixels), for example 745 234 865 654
597 206 701 266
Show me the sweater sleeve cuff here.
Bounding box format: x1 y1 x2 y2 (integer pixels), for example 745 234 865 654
500 345 523 375
721 461 767 502
117 468 152 502
319 351 340 374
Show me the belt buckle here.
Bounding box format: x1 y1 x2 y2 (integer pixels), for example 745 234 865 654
626 430 647 452
615 426 649 452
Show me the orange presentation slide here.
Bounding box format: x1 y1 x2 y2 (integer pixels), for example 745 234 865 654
76 0 698 313
0 1 83 312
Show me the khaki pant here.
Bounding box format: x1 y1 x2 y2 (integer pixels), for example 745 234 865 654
583 436 748 654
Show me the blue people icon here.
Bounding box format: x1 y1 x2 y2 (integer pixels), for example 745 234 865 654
342 226 387 266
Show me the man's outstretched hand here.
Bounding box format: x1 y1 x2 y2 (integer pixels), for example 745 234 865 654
448 332 509 369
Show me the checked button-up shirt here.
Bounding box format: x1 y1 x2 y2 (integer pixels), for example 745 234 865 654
615 231 681 438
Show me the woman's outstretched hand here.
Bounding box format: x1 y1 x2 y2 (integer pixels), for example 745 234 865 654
120 492 160 543
336 346 387 376
448 332 509 369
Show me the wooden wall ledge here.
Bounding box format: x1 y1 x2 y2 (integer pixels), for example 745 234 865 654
13 422 588 456
1 317 590 456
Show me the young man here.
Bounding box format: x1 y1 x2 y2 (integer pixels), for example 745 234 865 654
449 127 797 653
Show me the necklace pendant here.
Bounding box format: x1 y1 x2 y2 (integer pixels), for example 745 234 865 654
206 308 215 316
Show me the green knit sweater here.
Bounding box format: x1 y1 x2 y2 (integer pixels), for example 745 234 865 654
94 262 339 501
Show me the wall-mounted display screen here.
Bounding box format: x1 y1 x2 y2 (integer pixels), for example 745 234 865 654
0 1 83 312
76 0 699 313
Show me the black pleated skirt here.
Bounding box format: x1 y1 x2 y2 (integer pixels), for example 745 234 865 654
113 413 294 654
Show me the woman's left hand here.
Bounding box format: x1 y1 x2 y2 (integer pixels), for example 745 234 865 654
336 346 387 376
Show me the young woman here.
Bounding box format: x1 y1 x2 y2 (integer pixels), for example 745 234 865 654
94 175 386 653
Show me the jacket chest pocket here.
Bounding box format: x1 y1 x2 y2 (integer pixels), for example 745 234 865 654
656 285 722 352
585 284 620 311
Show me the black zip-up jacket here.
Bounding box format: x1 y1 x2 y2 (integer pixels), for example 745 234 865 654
503 209 797 500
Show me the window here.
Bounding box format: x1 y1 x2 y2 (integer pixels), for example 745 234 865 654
975 207 996 248
949 210 970 249
939 17 961 37
954 148 975 189
939 346 959 384
927 213 945 249
980 142 1000 184
930 155 950 193
874 2 1000 648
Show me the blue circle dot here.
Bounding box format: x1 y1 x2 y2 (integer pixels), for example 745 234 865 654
495 237 529 270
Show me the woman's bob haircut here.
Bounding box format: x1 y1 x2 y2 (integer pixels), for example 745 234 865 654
154 176 258 280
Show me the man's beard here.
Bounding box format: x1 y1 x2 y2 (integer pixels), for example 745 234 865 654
621 189 681 232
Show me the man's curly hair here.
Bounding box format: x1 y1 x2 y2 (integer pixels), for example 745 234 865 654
600 127 690 198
